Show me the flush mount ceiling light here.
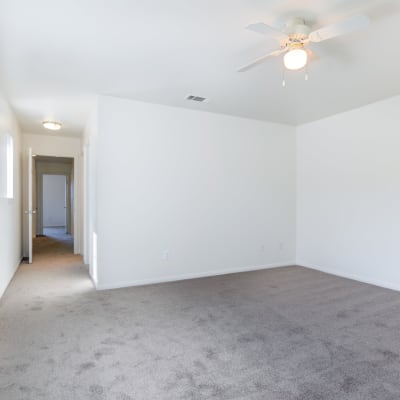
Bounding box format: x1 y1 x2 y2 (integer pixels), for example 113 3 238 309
283 45 308 70
42 120 62 131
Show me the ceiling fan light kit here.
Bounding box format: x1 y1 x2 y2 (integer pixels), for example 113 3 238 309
238 14 370 84
283 45 308 70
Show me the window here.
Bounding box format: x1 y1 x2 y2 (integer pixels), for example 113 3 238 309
0 133 13 199
6 134 13 198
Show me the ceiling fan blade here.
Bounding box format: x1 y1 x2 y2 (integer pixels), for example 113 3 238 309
238 49 286 72
246 22 288 41
309 15 370 43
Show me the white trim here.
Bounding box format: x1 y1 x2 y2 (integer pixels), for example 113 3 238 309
95 261 295 291
297 261 400 292
27 147 33 263
25 151 81 256
35 163 72 236
88 271 97 289
0 257 23 299
73 155 80 254
82 145 89 264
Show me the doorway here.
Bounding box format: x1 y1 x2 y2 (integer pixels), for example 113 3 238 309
43 174 67 234
33 156 74 256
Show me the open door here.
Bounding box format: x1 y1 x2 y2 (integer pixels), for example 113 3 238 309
25 147 35 263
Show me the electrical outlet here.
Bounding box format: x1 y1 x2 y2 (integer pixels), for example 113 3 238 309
279 242 284 252
260 245 265 252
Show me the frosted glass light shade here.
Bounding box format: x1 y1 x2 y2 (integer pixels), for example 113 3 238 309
284 48 307 70
42 121 62 130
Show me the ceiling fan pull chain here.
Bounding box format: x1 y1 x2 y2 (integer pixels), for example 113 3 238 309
282 61 286 88
305 60 309 81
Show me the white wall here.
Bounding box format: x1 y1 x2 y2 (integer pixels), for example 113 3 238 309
43 174 66 227
0 95 22 298
296 95 400 290
22 133 82 255
94 96 296 289
23 133 81 156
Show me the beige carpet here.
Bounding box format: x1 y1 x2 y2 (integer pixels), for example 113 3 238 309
35 227 74 256
1 245 400 399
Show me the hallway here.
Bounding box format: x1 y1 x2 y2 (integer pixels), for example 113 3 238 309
35 227 74 257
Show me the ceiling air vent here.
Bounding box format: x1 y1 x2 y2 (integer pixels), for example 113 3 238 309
186 95 208 103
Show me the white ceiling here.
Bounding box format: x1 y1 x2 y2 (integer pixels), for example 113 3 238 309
1 0 399 136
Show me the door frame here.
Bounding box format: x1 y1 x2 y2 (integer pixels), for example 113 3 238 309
38 172 70 233
26 152 81 256
35 161 73 235
27 147 33 263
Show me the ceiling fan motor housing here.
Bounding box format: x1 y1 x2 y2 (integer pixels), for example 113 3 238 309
284 17 311 38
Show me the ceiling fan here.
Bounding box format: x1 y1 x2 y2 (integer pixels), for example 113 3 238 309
238 15 370 73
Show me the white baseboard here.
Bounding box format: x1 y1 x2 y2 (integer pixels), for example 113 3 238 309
0 256 23 299
95 261 295 291
85 263 98 288
297 261 400 292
